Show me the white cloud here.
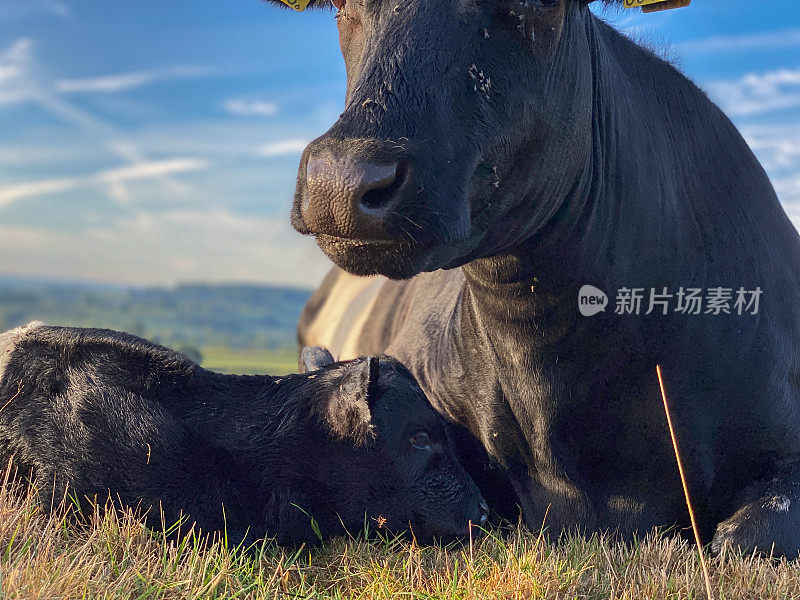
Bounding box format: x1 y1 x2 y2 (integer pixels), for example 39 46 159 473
0 178 79 206
739 125 800 231
705 67 800 117
0 158 209 208
0 64 21 83
223 98 279 117
0 0 70 20
258 139 310 158
95 158 208 184
43 0 70 18
743 125 800 172
678 28 800 54
2 37 33 63
783 200 800 232
0 38 207 203
0 210 330 288
0 38 34 105
56 65 214 94
106 181 131 205
775 174 800 205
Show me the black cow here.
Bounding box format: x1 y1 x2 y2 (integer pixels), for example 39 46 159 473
0 323 488 545
266 0 800 556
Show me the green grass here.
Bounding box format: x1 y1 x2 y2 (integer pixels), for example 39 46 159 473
200 347 299 375
2 476 800 600
4 345 798 597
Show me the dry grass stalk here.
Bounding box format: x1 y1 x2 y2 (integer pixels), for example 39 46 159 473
657 363 714 600
0 380 23 415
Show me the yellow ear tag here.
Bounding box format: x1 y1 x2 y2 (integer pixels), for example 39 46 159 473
624 0 691 12
278 0 312 12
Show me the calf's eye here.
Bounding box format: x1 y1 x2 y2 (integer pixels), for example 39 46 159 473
410 432 432 451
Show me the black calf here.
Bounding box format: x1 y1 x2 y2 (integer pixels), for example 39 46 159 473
0 323 487 545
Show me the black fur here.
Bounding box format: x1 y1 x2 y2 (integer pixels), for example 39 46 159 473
0 324 487 545
286 0 800 557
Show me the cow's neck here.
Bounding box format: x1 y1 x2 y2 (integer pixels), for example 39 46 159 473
459 5 776 341
454 13 697 419
449 11 745 525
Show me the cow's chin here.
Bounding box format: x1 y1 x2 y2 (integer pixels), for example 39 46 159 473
316 234 434 280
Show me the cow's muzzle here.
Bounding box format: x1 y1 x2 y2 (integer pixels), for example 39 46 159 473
299 149 410 241
292 137 468 278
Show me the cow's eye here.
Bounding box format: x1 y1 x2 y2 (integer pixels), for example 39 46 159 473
410 432 432 451
331 0 345 9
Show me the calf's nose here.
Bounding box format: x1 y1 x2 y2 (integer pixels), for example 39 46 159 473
302 153 405 239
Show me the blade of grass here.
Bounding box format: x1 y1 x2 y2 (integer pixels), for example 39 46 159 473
0 381 23 415
656 364 713 600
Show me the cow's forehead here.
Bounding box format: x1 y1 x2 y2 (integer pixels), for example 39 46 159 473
359 0 483 14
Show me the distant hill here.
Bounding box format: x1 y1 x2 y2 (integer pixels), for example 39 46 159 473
0 279 312 351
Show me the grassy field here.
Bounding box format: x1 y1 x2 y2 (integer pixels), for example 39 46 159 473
3 348 799 597
201 347 299 376
2 475 800 600
97 348 797 599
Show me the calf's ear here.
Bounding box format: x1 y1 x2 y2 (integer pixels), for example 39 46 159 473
324 356 380 445
300 346 336 373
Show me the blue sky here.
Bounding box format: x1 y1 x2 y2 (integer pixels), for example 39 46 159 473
0 0 798 288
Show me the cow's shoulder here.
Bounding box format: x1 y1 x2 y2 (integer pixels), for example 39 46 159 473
299 267 467 361
299 268 389 359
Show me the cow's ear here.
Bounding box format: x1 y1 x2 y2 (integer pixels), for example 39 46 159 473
324 356 380 445
300 346 336 373
524 0 567 59
260 0 334 10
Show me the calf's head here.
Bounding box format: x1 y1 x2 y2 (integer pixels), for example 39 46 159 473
290 350 488 543
268 0 596 278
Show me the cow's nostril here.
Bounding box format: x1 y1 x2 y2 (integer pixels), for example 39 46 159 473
360 162 408 211
301 153 409 239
